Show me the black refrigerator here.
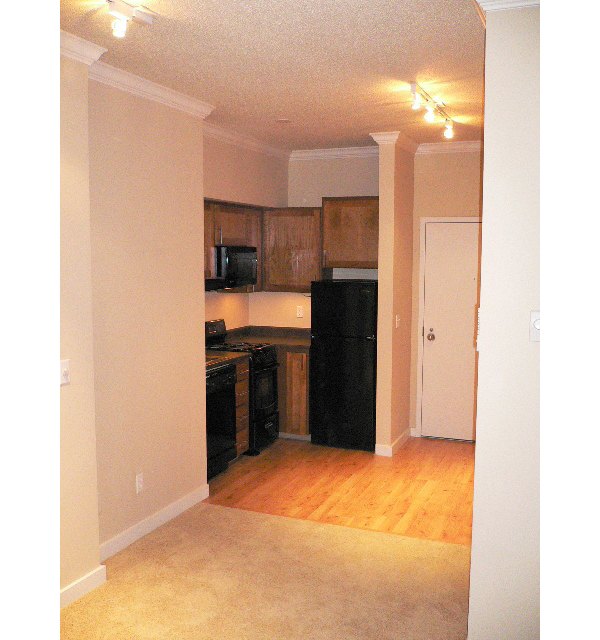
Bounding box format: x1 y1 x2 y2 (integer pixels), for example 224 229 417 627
309 280 377 452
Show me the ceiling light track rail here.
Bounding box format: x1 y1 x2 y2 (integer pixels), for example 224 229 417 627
411 81 455 139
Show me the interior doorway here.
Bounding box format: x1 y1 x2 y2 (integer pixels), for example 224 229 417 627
416 219 481 441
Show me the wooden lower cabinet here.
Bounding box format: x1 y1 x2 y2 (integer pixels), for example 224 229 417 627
277 347 309 436
234 357 250 456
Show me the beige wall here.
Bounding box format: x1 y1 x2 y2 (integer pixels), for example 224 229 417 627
60 56 102 589
249 292 311 328
288 155 379 207
203 134 288 207
88 81 206 544
409 151 482 430
205 292 249 328
374 139 414 448
468 7 539 639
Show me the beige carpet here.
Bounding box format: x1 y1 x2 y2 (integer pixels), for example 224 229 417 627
61 504 470 639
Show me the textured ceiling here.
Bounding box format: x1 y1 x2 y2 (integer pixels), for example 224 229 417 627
60 0 485 150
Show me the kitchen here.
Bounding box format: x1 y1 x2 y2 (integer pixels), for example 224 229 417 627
204 195 380 479
59 1 539 637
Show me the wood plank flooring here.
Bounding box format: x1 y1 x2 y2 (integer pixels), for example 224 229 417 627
207 437 475 546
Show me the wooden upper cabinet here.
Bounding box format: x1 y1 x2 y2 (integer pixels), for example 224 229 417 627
214 205 251 246
204 200 263 290
263 208 321 292
322 196 379 269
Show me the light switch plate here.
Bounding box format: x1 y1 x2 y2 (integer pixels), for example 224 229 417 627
530 311 540 342
60 359 71 386
296 306 304 318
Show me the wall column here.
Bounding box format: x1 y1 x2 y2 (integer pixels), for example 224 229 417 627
468 3 540 638
60 32 107 606
370 132 416 455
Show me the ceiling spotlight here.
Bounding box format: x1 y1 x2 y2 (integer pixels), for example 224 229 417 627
444 120 455 139
424 104 435 123
410 82 421 110
112 17 128 38
106 0 154 38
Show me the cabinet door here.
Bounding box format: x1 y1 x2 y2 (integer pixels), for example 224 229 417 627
246 208 263 291
204 202 216 278
263 208 321 292
322 197 379 268
214 205 251 246
285 352 309 435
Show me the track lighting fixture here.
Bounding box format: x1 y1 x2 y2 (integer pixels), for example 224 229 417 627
106 0 154 38
444 120 454 139
424 103 435 123
412 91 422 110
410 82 457 140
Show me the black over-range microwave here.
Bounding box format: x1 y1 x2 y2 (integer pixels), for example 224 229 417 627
205 245 258 291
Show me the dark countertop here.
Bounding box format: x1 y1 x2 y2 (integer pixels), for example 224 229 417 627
205 351 249 372
227 326 311 349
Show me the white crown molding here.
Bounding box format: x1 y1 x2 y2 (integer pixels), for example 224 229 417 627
477 0 540 11
416 140 482 155
89 61 215 120
288 140 482 162
289 146 378 161
60 31 107 65
370 131 400 145
203 121 289 159
370 131 419 154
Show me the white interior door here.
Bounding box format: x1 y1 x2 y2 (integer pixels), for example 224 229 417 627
421 222 480 440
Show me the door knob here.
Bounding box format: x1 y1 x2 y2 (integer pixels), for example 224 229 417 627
427 330 435 341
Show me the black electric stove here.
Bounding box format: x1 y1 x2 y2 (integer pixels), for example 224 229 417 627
205 320 279 454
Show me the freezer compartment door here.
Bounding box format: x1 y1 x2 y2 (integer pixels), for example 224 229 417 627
309 337 376 452
310 280 377 338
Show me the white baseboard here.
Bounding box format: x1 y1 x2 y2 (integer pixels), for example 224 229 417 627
60 564 107 608
279 432 311 441
99 483 210 562
375 429 410 457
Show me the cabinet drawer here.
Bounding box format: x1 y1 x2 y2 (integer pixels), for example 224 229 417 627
236 428 249 455
236 411 249 432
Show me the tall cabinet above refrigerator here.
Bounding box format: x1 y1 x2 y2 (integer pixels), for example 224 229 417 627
309 280 377 452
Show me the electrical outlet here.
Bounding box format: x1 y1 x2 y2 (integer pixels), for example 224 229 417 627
135 472 144 495
296 305 304 318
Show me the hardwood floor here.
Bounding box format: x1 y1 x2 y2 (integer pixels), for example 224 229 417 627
208 436 475 546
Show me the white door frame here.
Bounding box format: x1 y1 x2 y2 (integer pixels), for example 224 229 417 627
413 217 482 438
